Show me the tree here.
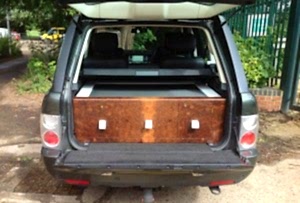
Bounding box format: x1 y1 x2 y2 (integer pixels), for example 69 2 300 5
0 0 76 32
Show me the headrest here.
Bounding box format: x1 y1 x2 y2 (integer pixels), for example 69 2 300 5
91 32 118 53
165 33 196 54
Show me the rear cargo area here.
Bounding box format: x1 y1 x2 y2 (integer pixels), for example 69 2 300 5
73 83 226 143
71 25 228 144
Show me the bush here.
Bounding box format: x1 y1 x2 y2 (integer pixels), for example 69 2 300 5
26 30 41 38
234 32 275 88
0 37 22 59
16 42 59 93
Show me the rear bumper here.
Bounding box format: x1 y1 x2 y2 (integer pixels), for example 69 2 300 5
42 144 257 187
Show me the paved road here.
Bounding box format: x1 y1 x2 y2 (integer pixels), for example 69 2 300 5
0 57 28 74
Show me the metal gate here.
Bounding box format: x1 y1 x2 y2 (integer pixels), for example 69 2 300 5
224 0 300 112
289 48 300 111
280 0 300 112
223 0 292 87
292 67 300 110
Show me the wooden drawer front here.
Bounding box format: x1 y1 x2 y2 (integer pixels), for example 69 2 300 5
73 98 226 143
178 100 225 143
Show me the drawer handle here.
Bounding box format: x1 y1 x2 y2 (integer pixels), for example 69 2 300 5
98 119 107 130
145 120 153 129
191 120 200 129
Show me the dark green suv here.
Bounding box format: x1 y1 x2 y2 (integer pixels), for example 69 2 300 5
40 0 258 196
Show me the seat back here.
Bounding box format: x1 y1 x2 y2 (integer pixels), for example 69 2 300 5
83 32 127 69
160 33 205 69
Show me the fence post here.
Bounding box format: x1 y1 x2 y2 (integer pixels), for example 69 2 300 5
6 7 12 55
266 0 276 86
281 0 300 113
242 6 248 38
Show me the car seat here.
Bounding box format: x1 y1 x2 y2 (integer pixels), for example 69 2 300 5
159 32 205 69
83 32 127 69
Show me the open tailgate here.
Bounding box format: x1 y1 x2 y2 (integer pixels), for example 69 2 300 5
56 0 256 19
57 0 255 4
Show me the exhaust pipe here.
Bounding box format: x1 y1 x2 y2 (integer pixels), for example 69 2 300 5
209 186 221 195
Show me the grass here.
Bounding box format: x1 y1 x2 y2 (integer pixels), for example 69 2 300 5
26 30 41 38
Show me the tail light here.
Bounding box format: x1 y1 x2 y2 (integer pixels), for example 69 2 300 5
239 115 259 150
209 179 235 187
65 179 90 186
240 131 256 147
43 131 60 147
40 114 61 148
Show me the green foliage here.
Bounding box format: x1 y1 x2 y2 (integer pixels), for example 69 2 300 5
0 37 22 58
1 1 77 33
26 29 41 38
17 42 59 93
17 58 56 93
234 32 275 88
133 29 157 51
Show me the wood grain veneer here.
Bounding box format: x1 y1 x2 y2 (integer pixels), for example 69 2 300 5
73 97 226 143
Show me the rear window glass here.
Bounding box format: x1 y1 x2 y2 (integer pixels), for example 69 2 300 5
86 26 210 62
72 24 226 84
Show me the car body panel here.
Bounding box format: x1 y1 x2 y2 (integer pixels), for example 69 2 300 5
42 145 255 187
